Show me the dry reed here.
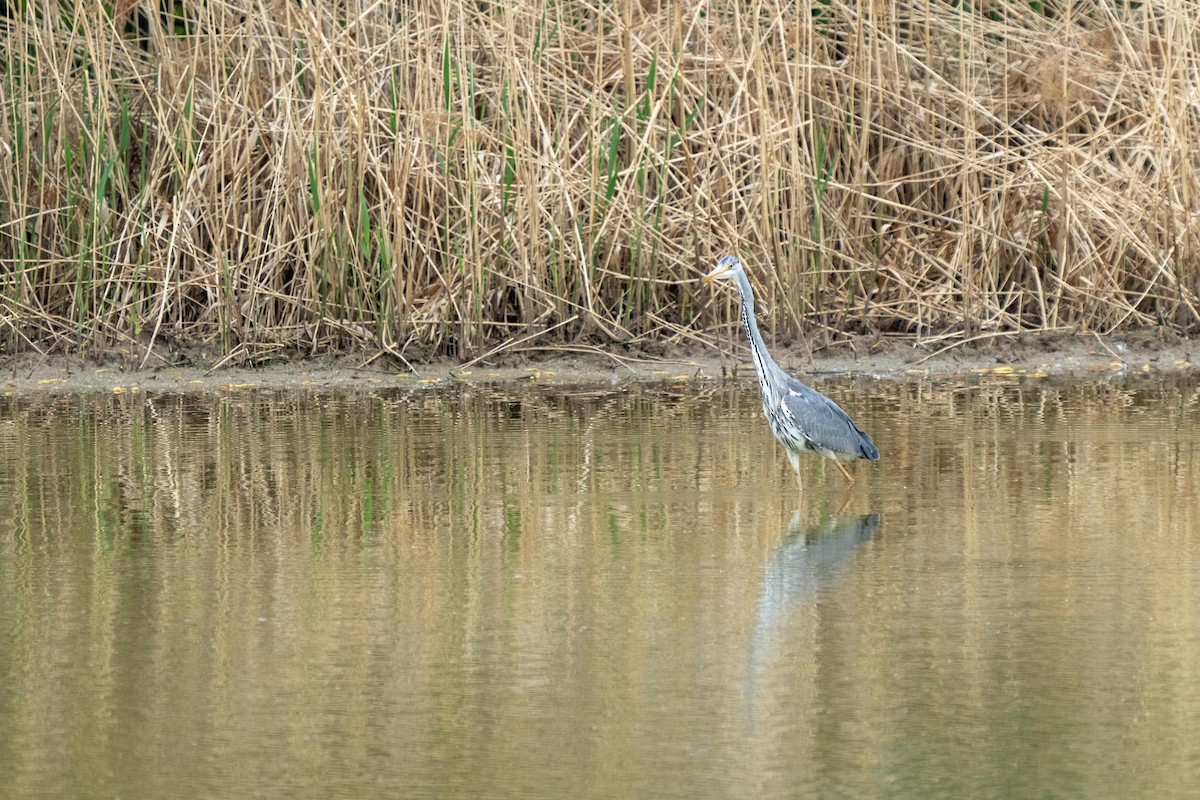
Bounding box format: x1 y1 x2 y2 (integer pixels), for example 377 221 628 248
2 0 1199 363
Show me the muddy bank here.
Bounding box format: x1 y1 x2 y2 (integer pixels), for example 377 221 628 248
2 330 1195 395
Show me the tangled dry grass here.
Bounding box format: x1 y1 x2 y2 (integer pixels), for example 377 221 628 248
2 0 1199 364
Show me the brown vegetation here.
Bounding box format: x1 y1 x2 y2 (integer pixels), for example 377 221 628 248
2 0 1199 364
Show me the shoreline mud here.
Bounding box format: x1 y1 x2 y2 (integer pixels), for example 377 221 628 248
3 330 1194 395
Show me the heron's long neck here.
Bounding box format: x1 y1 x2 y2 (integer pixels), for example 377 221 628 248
735 272 788 402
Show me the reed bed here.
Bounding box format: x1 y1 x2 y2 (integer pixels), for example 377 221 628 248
2 0 1199 362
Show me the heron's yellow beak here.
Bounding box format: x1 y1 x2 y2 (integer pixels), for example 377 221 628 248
701 266 728 283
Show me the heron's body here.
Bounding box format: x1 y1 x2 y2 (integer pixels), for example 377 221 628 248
704 255 878 488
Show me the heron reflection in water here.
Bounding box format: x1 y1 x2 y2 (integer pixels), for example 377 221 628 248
746 512 881 698
703 255 878 491
758 512 879 617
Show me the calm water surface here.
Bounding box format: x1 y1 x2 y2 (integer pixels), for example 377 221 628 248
1 376 1198 799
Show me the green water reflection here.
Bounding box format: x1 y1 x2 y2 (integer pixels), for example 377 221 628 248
1 377 1198 799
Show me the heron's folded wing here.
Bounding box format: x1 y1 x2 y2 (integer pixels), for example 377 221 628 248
781 385 879 461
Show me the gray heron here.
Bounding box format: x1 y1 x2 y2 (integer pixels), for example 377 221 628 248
703 255 878 489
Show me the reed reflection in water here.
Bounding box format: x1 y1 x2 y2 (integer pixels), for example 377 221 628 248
0 376 1198 799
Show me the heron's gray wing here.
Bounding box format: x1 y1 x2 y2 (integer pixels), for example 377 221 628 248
780 381 879 461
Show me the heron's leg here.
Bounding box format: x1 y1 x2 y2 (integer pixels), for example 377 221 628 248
787 450 803 493
832 458 855 485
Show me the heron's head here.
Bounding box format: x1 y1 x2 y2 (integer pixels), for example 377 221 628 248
702 255 743 283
